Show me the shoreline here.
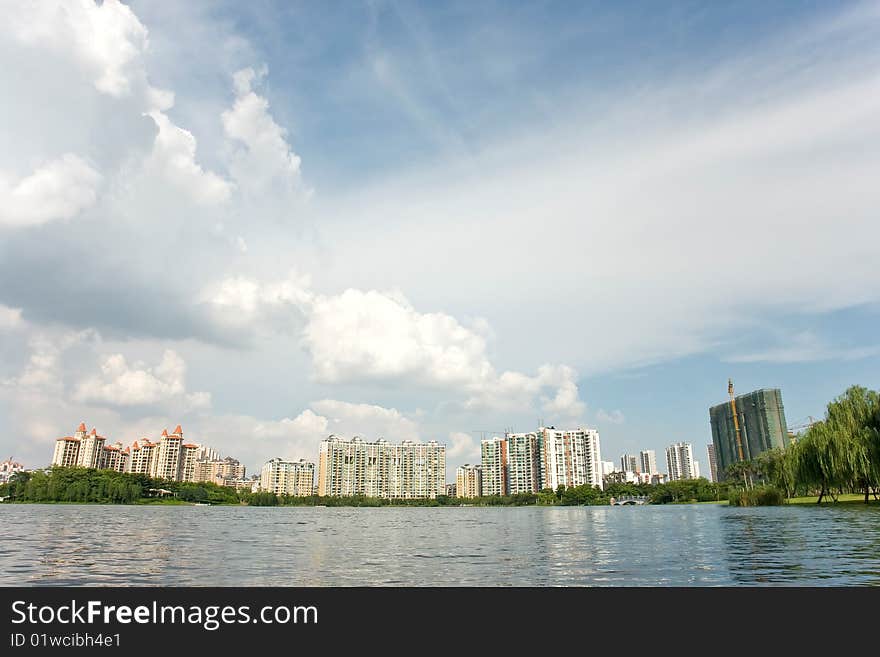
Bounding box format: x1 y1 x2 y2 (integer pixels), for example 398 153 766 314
3 497 879 508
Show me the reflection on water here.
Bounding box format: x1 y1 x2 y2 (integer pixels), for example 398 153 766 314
1 504 879 586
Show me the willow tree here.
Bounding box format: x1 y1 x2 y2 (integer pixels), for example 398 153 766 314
756 448 796 499
823 385 880 503
793 386 880 503
792 422 847 503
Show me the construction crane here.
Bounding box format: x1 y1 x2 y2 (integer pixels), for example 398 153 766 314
788 416 818 434
729 379 745 462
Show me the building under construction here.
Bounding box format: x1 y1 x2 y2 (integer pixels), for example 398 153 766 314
709 382 789 480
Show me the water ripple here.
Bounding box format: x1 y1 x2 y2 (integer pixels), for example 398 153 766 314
1 504 879 585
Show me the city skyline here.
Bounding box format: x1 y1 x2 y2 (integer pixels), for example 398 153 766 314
1 0 879 483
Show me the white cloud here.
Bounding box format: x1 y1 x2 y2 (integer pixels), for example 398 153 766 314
596 409 625 425
305 288 492 387
74 349 210 409
203 273 586 419
725 332 880 364
0 155 101 227
447 431 480 460
207 270 313 315
2 0 151 98
0 304 23 330
221 67 304 194
190 401 419 470
144 111 232 204
9 329 95 394
310 399 420 441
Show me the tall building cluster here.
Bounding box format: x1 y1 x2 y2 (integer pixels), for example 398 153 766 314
317 436 446 499
51 423 246 486
52 423 134 472
479 427 603 495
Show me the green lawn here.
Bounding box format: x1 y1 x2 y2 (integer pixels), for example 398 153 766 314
785 493 880 506
696 494 880 506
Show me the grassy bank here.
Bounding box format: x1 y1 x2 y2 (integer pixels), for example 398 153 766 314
785 493 880 506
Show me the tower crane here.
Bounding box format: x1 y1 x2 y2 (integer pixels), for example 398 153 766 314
729 379 745 462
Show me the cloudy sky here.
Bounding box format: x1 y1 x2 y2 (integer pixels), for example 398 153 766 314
1 0 879 480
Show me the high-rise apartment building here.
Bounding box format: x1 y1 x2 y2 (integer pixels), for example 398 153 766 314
538 427 603 490
100 442 129 472
639 450 657 475
456 464 482 498
709 385 789 480
620 453 639 473
77 428 105 469
51 423 106 468
506 432 542 494
706 444 718 483
317 436 445 499
128 439 158 475
153 427 183 480
261 458 314 496
52 435 82 467
144 425 201 482
480 437 508 496
666 442 698 481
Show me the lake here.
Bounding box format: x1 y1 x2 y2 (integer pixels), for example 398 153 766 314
1 504 879 586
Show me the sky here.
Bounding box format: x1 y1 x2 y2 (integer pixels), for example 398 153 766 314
1 0 879 481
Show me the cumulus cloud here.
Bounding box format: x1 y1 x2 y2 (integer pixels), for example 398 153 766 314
2 0 151 98
305 288 492 386
447 431 480 460
144 111 232 204
0 155 101 227
74 349 210 410
221 67 304 194
310 399 420 440
204 273 586 419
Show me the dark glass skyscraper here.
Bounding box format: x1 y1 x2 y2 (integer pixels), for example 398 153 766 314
709 388 789 479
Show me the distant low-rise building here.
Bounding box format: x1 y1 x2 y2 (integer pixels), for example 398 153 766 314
604 470 641 485
456 464 482 498
195 457 247 486
620 454 639 474
0 458 24 484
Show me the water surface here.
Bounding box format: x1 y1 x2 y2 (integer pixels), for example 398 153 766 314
1 504 878 586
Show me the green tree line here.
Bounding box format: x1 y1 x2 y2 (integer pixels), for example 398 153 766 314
0 467 241 504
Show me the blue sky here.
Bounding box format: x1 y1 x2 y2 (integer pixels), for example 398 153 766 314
1 0 878 479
